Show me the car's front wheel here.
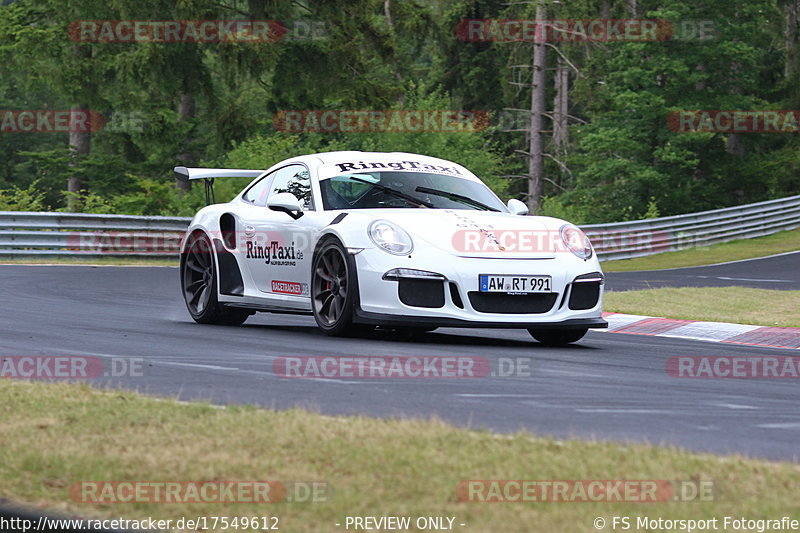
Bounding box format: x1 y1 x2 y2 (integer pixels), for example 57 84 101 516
527 327 588 346
311 238 366 336
181 231 250 326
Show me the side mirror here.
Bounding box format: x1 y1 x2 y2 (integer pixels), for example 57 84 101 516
267 192 304 220
507 198 529 216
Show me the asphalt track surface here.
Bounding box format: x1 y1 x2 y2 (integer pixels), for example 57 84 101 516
1 265 799 462
606 251 800 291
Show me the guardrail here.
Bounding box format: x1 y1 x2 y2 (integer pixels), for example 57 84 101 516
1 194 799 261
0 211 189 258
582 194 800 261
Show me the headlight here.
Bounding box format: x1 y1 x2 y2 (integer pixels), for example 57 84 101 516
368 220 414 255
559 224 593 260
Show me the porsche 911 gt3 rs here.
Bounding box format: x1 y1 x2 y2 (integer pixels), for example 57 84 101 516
176 151 606 345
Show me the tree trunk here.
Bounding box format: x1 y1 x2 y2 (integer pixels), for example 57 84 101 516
786 0 800 79
383 0 404 92
785 0 800 107
67 44 93 212
726 133 744 155
247 0 266 18
552 57 569 159
384 0 394 29
176 92 195 192
601 1 611 20
527 1 547 213
67 104 91 211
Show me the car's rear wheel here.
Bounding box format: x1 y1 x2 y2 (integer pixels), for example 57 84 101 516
527 327 588 346
181 232 249 326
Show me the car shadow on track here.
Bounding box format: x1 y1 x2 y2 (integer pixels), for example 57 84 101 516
239 323 598 350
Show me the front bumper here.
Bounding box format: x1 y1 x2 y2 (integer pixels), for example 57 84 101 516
352 247 606 328
354 311 607 329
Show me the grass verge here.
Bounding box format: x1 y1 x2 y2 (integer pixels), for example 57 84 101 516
604 287 800 327
601 228 800 272
1 380 799 532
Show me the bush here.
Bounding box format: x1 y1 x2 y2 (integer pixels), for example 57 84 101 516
537 194 592 225
0 182 47 211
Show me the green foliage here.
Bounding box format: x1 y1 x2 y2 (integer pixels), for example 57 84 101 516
644 197 661 219
558 0 788 222
220 88 511 200
0 182 47 211
54 176 206 216
57 191 115 214
1 0 799 221
108 177 206 217
537 195 592 225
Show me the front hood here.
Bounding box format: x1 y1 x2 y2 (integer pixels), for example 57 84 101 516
358 209 559 259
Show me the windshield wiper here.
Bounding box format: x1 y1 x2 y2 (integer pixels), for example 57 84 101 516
415 186 500 211
349 176 434 208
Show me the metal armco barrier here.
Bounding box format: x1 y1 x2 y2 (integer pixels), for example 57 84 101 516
582 194 800 261
1 194 799 260
0 212 189 258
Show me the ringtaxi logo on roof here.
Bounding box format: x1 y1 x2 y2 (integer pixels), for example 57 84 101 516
331 160 463 175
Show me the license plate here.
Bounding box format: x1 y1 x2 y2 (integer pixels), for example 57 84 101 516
479 274 552 293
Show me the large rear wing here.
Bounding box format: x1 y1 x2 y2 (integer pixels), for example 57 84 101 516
173 166 266 205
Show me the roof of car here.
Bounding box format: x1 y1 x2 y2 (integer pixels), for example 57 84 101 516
309 151 457 165
261 151 481 183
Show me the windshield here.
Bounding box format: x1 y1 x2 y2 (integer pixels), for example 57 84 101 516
319 171 507 211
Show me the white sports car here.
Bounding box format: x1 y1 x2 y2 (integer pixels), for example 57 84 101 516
176 151 606 345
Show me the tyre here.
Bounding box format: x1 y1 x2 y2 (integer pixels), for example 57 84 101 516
311 238 364 336
527 327 588 346
180 231 250 326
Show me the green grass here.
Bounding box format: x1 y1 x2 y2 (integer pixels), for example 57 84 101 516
602 228 800 271
605 287 800 327
0 256 178 267
1 381 799 532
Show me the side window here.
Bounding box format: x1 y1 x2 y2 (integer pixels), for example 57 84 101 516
269 164 314 210
242 171 275 206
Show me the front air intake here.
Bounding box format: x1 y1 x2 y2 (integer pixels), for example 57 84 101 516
398 279 445 308
467 292 558 314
